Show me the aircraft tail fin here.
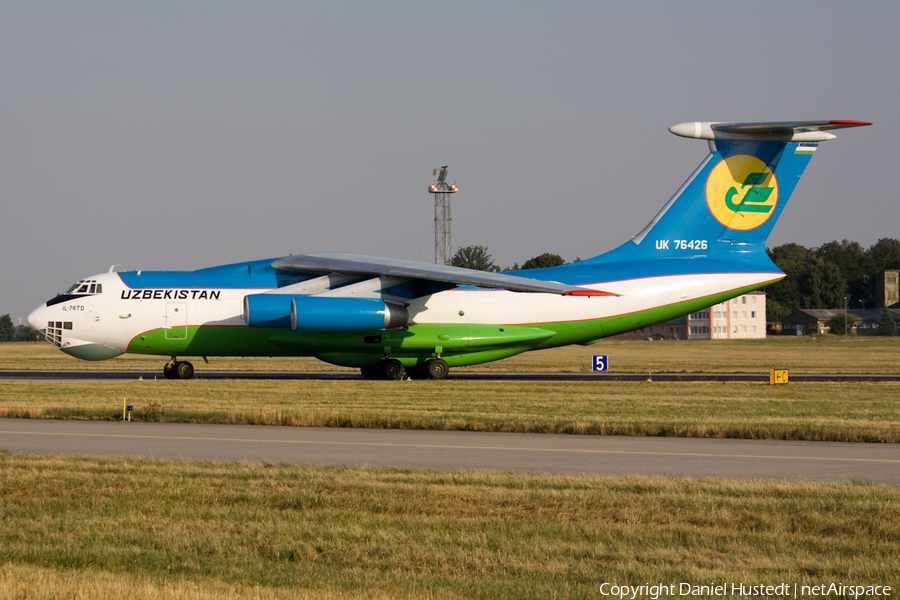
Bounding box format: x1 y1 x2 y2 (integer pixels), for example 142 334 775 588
586 120 871 264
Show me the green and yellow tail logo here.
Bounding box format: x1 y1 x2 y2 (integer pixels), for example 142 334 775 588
706 155 778 230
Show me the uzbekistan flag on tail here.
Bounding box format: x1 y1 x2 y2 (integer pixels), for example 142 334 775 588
795 142 818 155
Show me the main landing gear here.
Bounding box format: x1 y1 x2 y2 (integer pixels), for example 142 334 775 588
360 358 449 380
163 357 194 380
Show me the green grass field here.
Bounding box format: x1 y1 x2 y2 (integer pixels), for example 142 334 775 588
2 340 899 598
2 454 898 600
2 378 899 442
3 335 900 373
2 339 900 442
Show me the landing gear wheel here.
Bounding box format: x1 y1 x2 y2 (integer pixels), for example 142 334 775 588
424 358 449 380
174 361 194 380
164 359 194 380
377 359 405 381
360 365 379 380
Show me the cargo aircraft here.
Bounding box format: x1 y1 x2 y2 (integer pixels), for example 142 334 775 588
28 120 870 379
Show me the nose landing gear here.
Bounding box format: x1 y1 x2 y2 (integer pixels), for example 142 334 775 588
163 357 194 380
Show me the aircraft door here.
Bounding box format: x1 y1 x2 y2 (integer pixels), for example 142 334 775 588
166 303 188 340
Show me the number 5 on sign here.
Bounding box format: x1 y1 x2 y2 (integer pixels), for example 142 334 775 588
592 355 608 372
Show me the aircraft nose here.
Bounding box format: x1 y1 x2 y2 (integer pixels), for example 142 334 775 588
27 304 49 331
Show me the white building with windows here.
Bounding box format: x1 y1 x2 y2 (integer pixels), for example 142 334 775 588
686 291 766 339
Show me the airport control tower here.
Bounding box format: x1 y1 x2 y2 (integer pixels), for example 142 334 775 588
429 166 458 265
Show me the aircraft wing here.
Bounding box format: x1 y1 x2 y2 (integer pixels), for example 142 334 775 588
271 253 613 296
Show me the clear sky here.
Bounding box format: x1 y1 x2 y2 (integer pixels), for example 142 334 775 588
2 1 897 322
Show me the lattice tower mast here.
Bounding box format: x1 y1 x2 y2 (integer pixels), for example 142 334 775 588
428 166 458 265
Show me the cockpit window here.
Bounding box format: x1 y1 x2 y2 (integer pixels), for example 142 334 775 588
51 279 103 305
65 280 103 295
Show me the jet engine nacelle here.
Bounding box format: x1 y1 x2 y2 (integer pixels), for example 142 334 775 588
291 296 408 331
243 294 294 328
243 294 408 331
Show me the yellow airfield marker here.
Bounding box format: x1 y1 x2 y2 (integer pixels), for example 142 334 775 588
769 369 789 385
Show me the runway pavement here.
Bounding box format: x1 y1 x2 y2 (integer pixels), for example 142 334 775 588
3 369 900 382
2 419 898 484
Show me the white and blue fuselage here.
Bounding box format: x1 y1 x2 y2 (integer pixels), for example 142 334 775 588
27 120 870 379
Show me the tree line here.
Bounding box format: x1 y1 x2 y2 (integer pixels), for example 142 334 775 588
0 314 43 342
451 245 569 272
766 238 900 322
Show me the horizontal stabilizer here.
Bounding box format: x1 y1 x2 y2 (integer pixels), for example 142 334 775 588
273 253 616 296
669 120 871 142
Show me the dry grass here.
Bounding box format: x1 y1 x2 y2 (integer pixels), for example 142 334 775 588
0 563 406 600
464 336 900 374
1 454 898 599
2 379 900 442
4 335 900 373
5 341 897 599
